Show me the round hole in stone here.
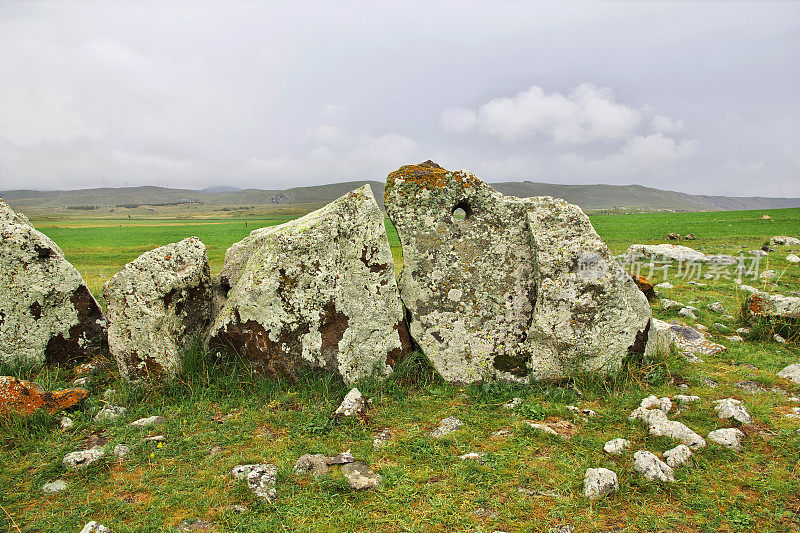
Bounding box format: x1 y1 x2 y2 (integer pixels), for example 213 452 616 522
452 200 472 222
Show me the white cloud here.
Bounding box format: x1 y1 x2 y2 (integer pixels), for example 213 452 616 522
441 83 641 143
652 114 685 133
619 133 697 164
305 125 350 147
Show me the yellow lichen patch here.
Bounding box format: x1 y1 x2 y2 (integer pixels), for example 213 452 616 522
385 160 480 201
0 376 88 417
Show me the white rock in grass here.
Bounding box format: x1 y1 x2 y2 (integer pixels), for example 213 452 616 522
778 364 800 384
79 522 110 533
94 404 126 422
63 446 105 470
707 302 726 314
708 428 745 450
459 452 486 462
113 444 131 459
603 438 630 455
341 461 382 490
430 415 463 438
787 254 800 264
633 450 675 482
130 415 166 428
582 468 618 499
774 334 787 344
640 395 672 413
42 479 67 494
673 395 701 406
713 398 752 424
663 444 692 468
678 307 697 319
503 397 523 409
656 282 673 289
628 407 706 449
59 416 74 429
334 388 367 417
232 463 278 501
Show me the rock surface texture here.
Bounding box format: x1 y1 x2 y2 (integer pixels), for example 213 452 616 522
622 244 737 265
745 290 800 320
0 198 105 368
384 161 650 383
633 450 675 482
0 376 88 417
104 237 212 380
208 185 410 384
582 468 619 499
778 364 800 384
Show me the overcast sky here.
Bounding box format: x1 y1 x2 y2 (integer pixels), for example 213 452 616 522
1 1 798 196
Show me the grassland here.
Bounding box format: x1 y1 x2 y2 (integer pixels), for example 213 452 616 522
1 205 799 532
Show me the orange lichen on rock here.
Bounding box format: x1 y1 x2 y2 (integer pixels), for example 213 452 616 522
0 376 88 417
385 160 480 202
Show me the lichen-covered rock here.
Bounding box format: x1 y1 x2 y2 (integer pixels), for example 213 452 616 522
745 290 800 319
778 364 800 384
0 198 105 368
646 319 726 359
104 237 212 380
770 236 800 246
622 244 737 265
63 445 105 470
582 468 618 499
334 388 367 417
0 376 88 417
628 406 706 449
341 461 382 490
384 161 650 383
208 185 410 384
714 398 752 424
231 463 277 501
633 450 675 482
430 415 463 438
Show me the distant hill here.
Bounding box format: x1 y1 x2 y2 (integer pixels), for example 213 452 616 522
3 180 800 213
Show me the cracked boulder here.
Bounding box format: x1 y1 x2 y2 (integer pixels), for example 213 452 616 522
0 198 105 368
208 185 410 384
383 161 650 383
104 237 212 380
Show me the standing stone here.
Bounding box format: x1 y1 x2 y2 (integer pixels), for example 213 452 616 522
384 162 650 383
0 198 105 368
208 185 410 384
104 237 212 380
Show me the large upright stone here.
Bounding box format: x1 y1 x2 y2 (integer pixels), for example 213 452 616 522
0 198 105 368
104 237 212 380
384 161 650 383
207 185 410 384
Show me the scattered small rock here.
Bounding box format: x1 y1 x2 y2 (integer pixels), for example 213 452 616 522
79 522 110 533
663 444 692 468
430 416 463 438
714 398 752 424
63 446 105 470
326 450 354 465
60 416 74 430
787 254 800 264
628 407 706 449
74 362 98 376
640 395 672 413
736 327 750 335
567 405 596 418
725 335 744 342
678 307 697 319
94 404 126 422
603 438 630 455
701 378 719 389
503 397 523 409
208 446 222 458
130 415 167 428
661 299 683 310
113 444 131 459
633 450 675 482
774 334 787 344
656 281 673 289
42 479 67 494
177 518 213 531
778 364 800 384
708 428 745 450
673 394 700 406
334 387 368 417
373 428 392 449
734 380 765 394
708 302 726 314
143 435 165 442
341 461 382 490
582 468 619 499
294 454 329 476
459 452 486 462
72 377 90 387
231 463 278 501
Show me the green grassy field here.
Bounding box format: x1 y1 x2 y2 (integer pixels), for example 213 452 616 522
1 206 799 532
